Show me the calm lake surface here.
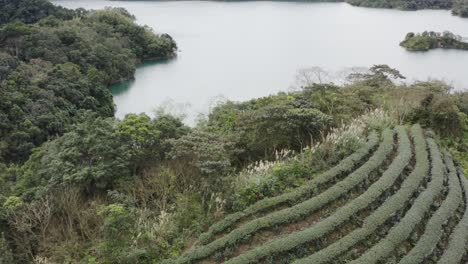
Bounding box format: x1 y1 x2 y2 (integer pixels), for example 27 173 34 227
52 0 468 123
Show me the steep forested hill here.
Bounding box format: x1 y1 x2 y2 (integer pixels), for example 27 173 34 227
0 0 177 163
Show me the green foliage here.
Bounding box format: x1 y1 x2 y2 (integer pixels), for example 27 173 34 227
400 31 468 51
347 64 406 88
346 0 452 10
410 91 467 138
0 163 15 198
227 108 390 211
168 130 234 198
0 0 77 25
98 203 135 262
207 89 363 166
99 204 133 240
153 113 190 159
173 194 206 233
0 232 14 264
0 52 18 79
2 196 23 211
118 113 162 172
14 112 188 198
87 8 177 61
452 0 468 17
230 158 316 211
400 32 436 51
18 114 131 193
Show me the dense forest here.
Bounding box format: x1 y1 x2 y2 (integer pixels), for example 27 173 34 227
341 0 466 15
400 31 468 51
1 0 467 264
0 0 177 163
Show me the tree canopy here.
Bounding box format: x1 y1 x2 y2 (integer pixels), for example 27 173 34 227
400 31 468 51
0 0 177 163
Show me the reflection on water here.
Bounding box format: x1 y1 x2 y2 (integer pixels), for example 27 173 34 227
111 80 135 97
111 59 175 97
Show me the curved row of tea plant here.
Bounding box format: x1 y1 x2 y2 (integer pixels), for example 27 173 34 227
219 129 402 264
291 124 427 264
174 130 395 263
436 167 468 264
198 132 380 244
398 151 463 264
349 137 446 264
166 125 467 264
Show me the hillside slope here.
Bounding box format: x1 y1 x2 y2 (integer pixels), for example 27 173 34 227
168 124 468 264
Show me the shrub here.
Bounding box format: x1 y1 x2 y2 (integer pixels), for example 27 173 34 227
17 114 132 193
173 194 206 233
2 196 23 211
0 232 14 264
229 109 388 211
168 130 234 200
98 204 134 262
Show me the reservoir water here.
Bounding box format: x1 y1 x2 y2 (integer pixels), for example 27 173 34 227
51 0 468 122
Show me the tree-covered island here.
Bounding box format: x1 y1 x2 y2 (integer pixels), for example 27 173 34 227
400 31 468 51
453 0 468 17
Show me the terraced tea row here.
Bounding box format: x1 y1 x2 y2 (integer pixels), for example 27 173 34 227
398 151 462 264
292 124 428 264
438 168 468 264
174 129 394 263
198 132 380 245
167 124 468 264
349 136 450 264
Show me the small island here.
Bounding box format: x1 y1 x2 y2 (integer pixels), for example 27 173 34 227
453 0 468 17
400 31 468 51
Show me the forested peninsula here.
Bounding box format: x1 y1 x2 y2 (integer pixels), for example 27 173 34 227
400 31 468 51
0 0 177 163
0 1 467 264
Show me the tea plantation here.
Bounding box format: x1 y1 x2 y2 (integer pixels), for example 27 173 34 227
167 124 468 264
